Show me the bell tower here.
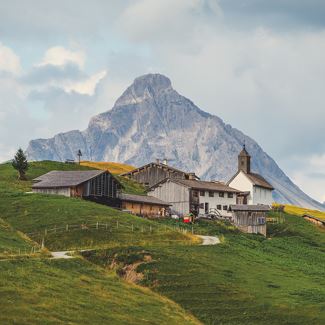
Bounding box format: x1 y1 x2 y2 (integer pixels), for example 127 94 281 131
238 145 251 174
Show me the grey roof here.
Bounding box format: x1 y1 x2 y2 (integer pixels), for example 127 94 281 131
32 170 105 188
119 193 171 206
151 178 240 193
120 161 198 178
227 170 274 190
229 204 271 212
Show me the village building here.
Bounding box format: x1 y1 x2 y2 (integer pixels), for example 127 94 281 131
227 146 274 206
119 193 171 217
229 204 270 236
148 178 239 217
32 170 121 206
121 159 199 188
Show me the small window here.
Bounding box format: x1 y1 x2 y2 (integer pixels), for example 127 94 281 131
209 191 214 197
223 205 228 211
199 203 204 209
192 190 199 197
258 217 265 225
200 191 205 196
217 205 221 210
219 192 224 197
228 192 234 198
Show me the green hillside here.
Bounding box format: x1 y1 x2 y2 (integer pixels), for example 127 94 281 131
0 258 199 325
1 160 325 324
84 214 325 325
0 161 191 250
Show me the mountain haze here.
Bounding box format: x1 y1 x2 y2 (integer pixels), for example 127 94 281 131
26 74 324 211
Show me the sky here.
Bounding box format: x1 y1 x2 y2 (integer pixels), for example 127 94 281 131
0 0 324 203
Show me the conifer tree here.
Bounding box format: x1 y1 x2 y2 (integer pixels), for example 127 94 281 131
12 148 28 180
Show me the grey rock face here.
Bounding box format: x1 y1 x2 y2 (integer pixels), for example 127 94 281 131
26 73 324 211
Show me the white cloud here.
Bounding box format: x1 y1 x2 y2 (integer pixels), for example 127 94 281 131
38 46 85 69
63 70 107 95
0 43 21 75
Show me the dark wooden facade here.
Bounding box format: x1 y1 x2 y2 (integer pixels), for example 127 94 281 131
121 162 198 187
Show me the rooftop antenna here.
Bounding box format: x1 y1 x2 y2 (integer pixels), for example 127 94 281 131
77 149 82 165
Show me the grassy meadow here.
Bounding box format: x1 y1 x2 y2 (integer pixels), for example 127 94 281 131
0 258 200 325
80 160 135 174
1 160 325 324
275 204 325 221
84 214 325 325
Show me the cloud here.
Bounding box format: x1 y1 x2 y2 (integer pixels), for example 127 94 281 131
38 46 85 69
0 43 21 75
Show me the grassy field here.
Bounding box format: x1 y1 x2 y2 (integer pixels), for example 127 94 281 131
0 258 200 325
1 160 325 324
274 204 325 221
0 218 37 257
80 161 135 174
84 214 325 325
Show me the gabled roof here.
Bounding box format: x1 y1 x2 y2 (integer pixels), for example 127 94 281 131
227 170 274 190
150 178 240 193
229 204 270 212
32 170 110 188
119 193 171 206
120 161 197 178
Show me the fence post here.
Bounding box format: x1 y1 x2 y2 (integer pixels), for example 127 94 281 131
150 225 152 233
141 226 144 233
66 224 69 231
44 228 47 236
192 226 194 234
41 237 45 249
117 220 119 229
106 223 108 230
96 222 99 230
132 224 134 232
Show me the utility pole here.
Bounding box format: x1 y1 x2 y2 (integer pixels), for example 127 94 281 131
77 149 82 165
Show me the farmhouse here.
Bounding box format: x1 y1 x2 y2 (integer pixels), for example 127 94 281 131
228 146 274 206
32 170 121 205
229 204 270 236
148 178 239 217
119 193 171 217
121 159 199 187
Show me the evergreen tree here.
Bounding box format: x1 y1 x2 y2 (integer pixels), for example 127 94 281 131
12 148 28 180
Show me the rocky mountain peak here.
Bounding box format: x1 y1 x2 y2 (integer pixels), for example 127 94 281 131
115 73 172 107
25 74 325 211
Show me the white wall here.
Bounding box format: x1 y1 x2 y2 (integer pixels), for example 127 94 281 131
33 187 71 197
229 171 273 205
228 171 254 204
148 180 190 216
198 190 236 217
252 186 273 205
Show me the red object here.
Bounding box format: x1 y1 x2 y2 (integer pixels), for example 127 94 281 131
183 217 190 223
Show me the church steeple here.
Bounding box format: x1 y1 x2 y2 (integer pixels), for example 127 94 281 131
238 144 251 174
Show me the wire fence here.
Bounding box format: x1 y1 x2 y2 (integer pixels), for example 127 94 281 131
25 221 196 241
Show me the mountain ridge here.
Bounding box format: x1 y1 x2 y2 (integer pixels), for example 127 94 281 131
26 73 325 211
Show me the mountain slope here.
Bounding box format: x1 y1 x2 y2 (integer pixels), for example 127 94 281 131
26 74 324 211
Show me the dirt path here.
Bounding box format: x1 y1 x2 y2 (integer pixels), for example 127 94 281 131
196 235 220 245
51 251 74 259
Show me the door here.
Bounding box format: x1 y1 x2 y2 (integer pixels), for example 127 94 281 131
205 202 209 214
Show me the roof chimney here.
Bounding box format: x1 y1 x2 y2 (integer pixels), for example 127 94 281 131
188 173 197 180
163 159 168 165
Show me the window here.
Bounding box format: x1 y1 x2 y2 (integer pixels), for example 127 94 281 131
200 191 205 196
209 191 214 197
217 205 221 210
219 192 224 197
199 203 204 209
228 192 234 198
223 205 228 211
258 217 265 225
192 190 198 197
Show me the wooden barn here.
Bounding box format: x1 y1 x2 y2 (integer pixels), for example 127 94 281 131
32 170 121 206
121 160 199 188
119 193 171 217
229 204 270 236
302 214 325 227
